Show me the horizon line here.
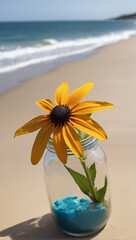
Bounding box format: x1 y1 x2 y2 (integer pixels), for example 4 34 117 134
0 19 109 23
0 11 135 23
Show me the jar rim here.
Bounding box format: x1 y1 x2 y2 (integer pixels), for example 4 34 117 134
47 135 97 154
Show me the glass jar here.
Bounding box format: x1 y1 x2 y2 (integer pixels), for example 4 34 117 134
43 136 111 237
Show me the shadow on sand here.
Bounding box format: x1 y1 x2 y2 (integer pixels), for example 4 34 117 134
0 213 102 240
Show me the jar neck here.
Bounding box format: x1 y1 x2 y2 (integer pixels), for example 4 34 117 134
47 136 97 155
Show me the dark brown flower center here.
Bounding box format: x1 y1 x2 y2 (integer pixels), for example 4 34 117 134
50 105 71 126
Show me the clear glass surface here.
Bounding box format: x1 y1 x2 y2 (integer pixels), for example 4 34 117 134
43 136 111 237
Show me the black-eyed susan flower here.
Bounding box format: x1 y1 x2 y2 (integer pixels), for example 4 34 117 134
14 82 114 165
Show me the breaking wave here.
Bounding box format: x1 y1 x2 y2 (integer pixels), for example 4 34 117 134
0 29 136 73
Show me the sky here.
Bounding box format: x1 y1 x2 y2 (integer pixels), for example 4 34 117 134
0 0 136 22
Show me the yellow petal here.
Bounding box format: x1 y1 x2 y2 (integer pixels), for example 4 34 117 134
53 124 67 164
62 122 84 158
14 115 50 137
67 82 94 109
55 82 69 106
72 101 114 115
70 115 107 141
31 122 54 165
36 99 54 113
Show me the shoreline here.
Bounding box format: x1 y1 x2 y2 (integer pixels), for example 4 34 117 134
0 47 97 94
0 35 136 95
0 37 136 239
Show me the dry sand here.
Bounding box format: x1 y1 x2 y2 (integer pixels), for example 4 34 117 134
0 37 136 240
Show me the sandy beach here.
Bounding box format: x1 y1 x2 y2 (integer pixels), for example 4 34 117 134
0 37 136 240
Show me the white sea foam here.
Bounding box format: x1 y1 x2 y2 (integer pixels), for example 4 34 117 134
0 29 136 74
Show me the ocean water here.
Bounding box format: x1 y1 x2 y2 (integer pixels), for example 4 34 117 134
0 20 136 74
0 20 136 93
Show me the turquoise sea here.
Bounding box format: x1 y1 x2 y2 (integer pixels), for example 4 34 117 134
0 20 136 92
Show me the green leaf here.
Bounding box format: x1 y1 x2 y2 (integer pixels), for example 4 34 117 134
88 163 96 186
101 200 108 208
96 176 108 202
87 113 92 117
82 133 90 139
65 165 93 200
80 156 87 161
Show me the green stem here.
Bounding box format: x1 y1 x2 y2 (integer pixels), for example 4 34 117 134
80 157 97 202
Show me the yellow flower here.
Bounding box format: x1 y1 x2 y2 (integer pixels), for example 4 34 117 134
14 82 114 165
